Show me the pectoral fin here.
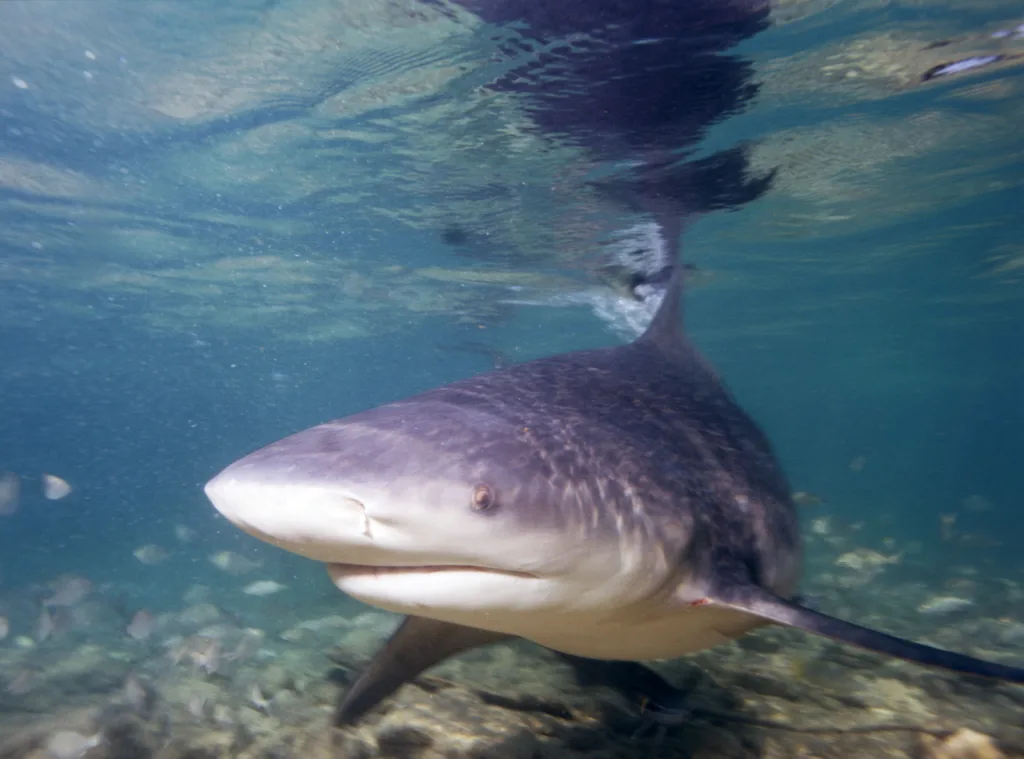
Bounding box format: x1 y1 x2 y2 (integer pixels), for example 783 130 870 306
709 585 1024 683
334 616 511 726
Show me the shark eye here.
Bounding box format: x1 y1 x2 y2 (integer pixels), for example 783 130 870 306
471 483 496 512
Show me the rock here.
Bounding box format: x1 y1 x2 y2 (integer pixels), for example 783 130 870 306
101 715 156 759
736 632 781 654
465 727 542 759
41 730 101 759
259 664 296 694
917 728 1005 759
730 671 804 701
997 622 1024 646
375 724 433 755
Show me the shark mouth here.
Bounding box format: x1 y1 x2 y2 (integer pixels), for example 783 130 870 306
327 563 538 579
325 563 545 609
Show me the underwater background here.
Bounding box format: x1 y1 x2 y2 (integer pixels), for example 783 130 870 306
0 0 1022 757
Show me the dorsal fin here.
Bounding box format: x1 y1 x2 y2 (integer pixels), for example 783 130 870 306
637 215 686 353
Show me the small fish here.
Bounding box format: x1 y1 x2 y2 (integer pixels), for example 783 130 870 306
809 517 830 535
133 544 170 565
848 455 867 473
126 610 156 641
917 595 974 615
792 491 823 507
121 674 150 713
0 616 8 641
6 668 40 695
43 575 93 607
0 472 20 516
41 473 72 500
242 580 286 596
187 694 210 720
992 23 1024 39
835 549 902 572
923 55 1006 81
36 607 54 643
957 533 1002 549
174 524 197 543
212 702 234 727
962 494 993 512
209 551 262 576
171 636 221 675
940 513 958 542
183 584 212 605
249 684 271 714
224 628 265 662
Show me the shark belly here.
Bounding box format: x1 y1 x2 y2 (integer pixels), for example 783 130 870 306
333 575 764 660
510 606 767 660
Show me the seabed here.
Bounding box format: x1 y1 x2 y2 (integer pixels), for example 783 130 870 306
1 578 1022 759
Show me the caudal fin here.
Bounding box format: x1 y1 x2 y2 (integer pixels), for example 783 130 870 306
712 586 1024 683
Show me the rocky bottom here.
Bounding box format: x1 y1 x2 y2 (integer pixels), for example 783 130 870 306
1 603 1022 759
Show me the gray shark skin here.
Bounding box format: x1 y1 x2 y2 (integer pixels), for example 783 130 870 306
206 250 1024 728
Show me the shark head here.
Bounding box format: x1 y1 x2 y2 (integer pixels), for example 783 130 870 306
205 393 671 625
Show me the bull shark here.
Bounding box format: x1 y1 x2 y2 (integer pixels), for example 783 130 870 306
205 237 1024 728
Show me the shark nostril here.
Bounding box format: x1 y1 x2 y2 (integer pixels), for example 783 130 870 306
346 497 373 540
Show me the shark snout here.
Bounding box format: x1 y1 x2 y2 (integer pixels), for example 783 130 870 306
204 462 374 563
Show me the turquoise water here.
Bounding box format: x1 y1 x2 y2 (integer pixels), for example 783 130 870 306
0 1 1022 757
